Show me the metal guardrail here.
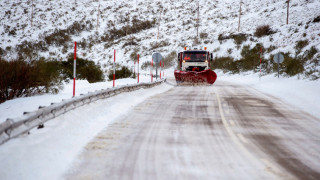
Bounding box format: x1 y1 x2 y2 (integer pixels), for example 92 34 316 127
0 80 165 145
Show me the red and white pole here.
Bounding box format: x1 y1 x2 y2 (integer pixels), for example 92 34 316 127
137 54 140 83
160 61 162 79
151 58 153 82
259 47 262 78
163 61 164 77
73 41 76 97
113 49 116 87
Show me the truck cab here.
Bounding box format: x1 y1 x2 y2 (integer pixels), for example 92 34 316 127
178 49 213 72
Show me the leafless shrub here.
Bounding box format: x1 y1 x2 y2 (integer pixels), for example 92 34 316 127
254 25 275 37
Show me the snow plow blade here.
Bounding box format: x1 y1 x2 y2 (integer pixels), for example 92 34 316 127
174 69 217 85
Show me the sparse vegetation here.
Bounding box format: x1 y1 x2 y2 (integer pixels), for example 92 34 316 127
0 58 63 103
162 51 177 68
266 45 277 53
304 46 318 59
108 66 133 80
218 33 247 45
44 29 71 46
212 43 315 78
62 55 105 83
218 34 231 43
281 54 304 76
150 40 170 50
106 19 156 41
200 33 208 39
129 49 139 62
0 0 319 82
212 44 271 74
122 37 139 48
211 56 239 73
0 48 4 56
295 39 309 54
254 25 274 37
141 61 151 70
239 44 263 71
313 15 320 23
232 33 247 45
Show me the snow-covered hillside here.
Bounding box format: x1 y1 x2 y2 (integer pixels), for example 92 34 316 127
0 0 319 77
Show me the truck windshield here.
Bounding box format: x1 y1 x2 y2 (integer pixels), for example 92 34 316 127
183 51 207 62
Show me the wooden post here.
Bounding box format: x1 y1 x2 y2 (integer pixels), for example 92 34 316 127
197 1 199 38
157 8 162 40
31 0 33 27
238 0 242 32
287 0 290 24
97 3 100 31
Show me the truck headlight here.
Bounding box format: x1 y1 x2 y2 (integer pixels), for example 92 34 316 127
183 60 186 63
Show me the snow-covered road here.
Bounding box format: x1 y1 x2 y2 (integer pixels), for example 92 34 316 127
1 70 319 180
64 79 320 180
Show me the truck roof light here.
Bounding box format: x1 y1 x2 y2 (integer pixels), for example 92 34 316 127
204 47 207 50
184 47 187 50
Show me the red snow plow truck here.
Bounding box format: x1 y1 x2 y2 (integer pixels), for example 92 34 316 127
174 47 217 85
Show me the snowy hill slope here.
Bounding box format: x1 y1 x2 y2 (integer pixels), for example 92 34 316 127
0 0 319 77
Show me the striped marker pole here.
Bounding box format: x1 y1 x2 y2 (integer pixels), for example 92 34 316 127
134 61 136 78
113 49 116 87
151 58 153 82
160 61 162 79
137 54 139 83
163 61 164 77
73 41 76 97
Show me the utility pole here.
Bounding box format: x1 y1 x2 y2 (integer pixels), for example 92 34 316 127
126 11 129 36
238 0 242 32
196 1 200 39
286 0 290 24
193 1 200 45
31 0 33 27
157 7 162 40
97 2 100 31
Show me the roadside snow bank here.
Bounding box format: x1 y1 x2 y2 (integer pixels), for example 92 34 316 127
216 70 320 118
0 76 152 124
0 82 172 180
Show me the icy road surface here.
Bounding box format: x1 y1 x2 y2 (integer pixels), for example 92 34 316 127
65 79 320 180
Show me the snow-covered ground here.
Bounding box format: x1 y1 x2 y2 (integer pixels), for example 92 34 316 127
0 0 319 178
0 68 319 179
0 74 173 180
0 73 155 124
